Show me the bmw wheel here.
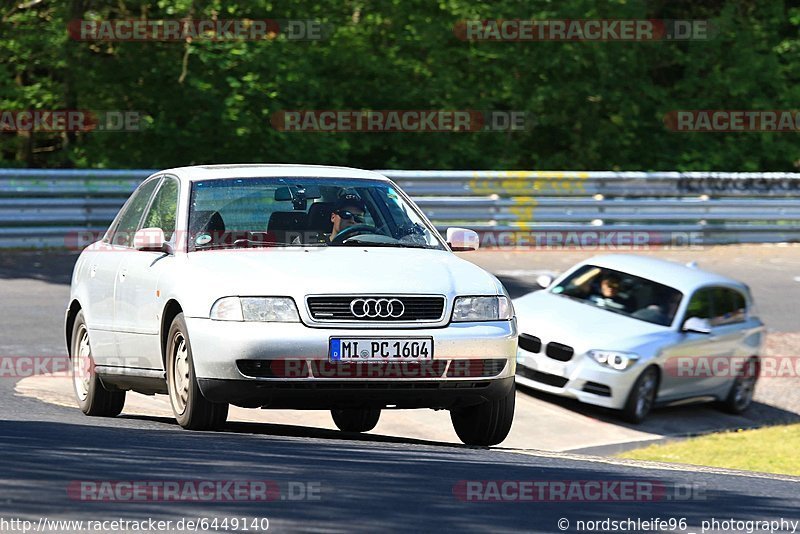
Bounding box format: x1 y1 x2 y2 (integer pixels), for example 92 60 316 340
621 366 659 424
166 313 228 430
721 357 759 414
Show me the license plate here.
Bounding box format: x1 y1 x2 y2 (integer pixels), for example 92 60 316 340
330 338 433 361
537 357 567 377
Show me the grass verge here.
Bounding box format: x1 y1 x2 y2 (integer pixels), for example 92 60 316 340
619 424 800 476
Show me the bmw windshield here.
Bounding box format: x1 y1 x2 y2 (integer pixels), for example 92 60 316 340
188 177 446 251
550 265 683 326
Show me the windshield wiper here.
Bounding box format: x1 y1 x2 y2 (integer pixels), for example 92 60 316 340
195 241 292 251
340 238 434 249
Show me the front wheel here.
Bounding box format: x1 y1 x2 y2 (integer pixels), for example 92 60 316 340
166 313 228 430
621 366 659 424
331 408 381 433
450 383 515 446
71 310 126 417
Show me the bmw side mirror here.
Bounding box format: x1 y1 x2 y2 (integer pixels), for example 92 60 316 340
536 274 554 289
134 227 172 254
446 227 479 252
682 316 711 334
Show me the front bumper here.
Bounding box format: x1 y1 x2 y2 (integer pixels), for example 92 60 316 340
199 376 515 409
515 349 641 410
184 317 517 408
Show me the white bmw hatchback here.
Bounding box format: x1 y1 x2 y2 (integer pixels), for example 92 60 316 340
514 255 764 422
66 165 517 445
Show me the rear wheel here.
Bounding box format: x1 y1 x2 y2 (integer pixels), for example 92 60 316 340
721 357 759 414
166 313 228 430
71 311 125 417
621 366 659 424
331 408 381 433
450 382 515 446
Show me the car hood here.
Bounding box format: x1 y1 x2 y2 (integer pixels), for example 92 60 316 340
513 290 670 353
176 247 503 312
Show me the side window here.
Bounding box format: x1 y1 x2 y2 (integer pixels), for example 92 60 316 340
109 179 160 248
142 177 179 241
684 288 712 321
711 288 747 326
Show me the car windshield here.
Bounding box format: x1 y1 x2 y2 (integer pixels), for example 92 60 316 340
550 265 683 326
187 177 446 251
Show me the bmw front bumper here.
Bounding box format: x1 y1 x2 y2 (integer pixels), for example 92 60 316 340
515 349 642 410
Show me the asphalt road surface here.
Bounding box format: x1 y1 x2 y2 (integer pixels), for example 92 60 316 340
1 247 799 532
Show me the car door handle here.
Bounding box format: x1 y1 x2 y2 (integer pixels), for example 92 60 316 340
90 264 97 278
119 268 128 280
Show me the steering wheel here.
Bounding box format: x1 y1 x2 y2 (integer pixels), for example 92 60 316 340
331 224 378 243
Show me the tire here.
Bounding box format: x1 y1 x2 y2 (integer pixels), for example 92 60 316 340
721 357 759 414
166 313 228 430
70 310 126 417
450 382 515 446
621 366 659 424
331 408 381 433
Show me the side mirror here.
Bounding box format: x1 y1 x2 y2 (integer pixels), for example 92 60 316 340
682 316 711 334
536 274 554 289
134 227 172 253
446 227 479 252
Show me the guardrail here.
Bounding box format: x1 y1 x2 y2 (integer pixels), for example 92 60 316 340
1 169 799 248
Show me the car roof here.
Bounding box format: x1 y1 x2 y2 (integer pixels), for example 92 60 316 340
153 164 390 182
573 254 746 294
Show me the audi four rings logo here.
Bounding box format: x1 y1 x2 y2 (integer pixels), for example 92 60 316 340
350 298 405 318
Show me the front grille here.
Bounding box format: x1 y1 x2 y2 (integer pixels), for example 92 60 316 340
582 381 612 397
518 333 542 353
518 367 569 388
545 342 574 362
447 359 507 378
307 295 445 322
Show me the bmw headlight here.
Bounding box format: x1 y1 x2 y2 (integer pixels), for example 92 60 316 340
588 350 639 371
452 296 513 322
210 297 300 322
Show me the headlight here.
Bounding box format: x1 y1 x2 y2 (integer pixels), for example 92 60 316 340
588 350 639 371
452 296 513 322
210 297 300 322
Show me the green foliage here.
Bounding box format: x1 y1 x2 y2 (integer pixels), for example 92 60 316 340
1 0 798 170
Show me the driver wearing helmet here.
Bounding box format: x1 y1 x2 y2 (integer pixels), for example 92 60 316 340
329 194 367 242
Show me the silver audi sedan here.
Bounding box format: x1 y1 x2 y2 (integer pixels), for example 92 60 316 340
66 164 517 445
514 255 764 422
